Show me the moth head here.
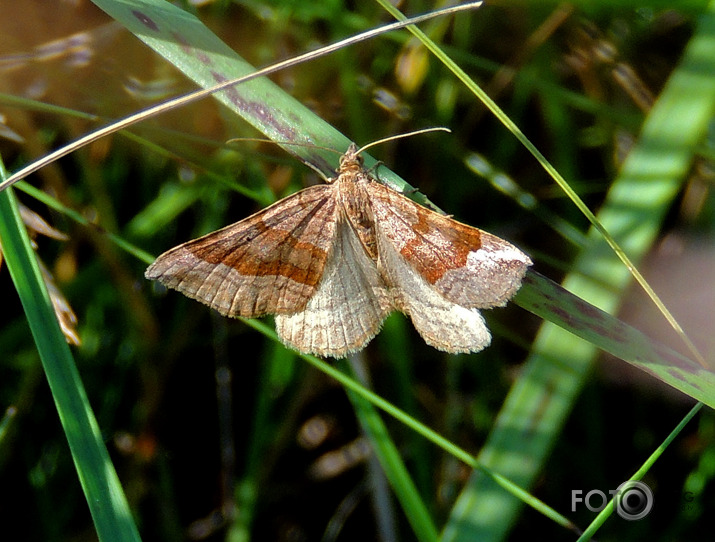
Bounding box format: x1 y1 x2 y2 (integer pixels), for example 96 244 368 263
337 143 364 176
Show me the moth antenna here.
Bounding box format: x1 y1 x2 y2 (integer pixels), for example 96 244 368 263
356 127 451 155
226 137 342 156
1 1 480 192
226 137 345 181
228 128 450 180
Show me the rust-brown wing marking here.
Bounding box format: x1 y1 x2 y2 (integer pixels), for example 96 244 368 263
367 182 532 308
365 181 532 353
145 185 338 317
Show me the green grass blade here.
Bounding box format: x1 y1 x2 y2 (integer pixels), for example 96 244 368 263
444 3 715 540
516 272 715 406
241 320 574 535
0 166 141 542
230 344 297 542
339 358 440 542
577 402 703 540
79 1 715 539
86 0 466 209
89 0 399 183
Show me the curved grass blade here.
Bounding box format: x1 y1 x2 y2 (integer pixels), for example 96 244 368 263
340 357 440 542
442 3 715 539
240 320 576 538
577 402 703 541
0 164 141 542
36 1 713 538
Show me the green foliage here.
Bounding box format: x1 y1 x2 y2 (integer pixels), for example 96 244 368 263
1 0 715 541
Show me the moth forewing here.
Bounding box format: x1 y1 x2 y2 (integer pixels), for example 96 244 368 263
145 184 340 317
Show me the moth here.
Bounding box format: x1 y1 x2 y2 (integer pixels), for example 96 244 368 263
146 142 532 357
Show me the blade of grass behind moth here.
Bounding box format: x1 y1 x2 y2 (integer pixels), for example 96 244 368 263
440 5 715 541
230 343 298 539
84 0 480 197
340 355 439 542
240 320 577 537
338 353 438 542
2 1 481 194
0 162 141 542
378 314 433 499
241 318 442 541
576 402 703 541
375 0 705 370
